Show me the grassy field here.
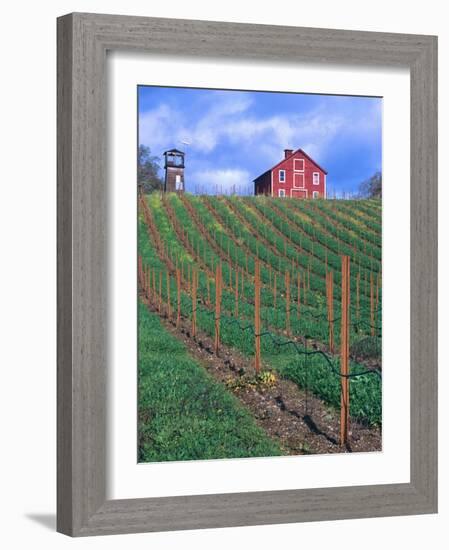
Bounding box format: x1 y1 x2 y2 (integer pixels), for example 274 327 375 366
138 303 282 462
138 193 382 460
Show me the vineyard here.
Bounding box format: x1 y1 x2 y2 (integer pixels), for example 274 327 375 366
138 192 382 462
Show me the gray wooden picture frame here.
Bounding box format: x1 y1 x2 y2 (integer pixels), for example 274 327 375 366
57 12 438 537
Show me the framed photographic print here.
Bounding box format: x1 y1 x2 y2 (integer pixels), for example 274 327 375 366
57 13 437 536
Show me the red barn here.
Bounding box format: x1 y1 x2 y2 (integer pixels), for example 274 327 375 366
254 148 327 199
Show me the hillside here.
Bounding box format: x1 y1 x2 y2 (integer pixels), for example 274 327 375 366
138 192 382 459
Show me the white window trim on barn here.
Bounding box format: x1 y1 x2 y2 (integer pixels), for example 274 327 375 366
278 189 286 197
279 169 286 182
294 158 304 171
293 172 305 188
313 172 320 185
312 191 319 199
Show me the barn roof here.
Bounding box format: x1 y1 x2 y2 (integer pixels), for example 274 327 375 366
253 169 271 182
253 148 328 182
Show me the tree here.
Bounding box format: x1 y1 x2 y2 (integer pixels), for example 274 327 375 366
358 171 382 199
138 145 164 193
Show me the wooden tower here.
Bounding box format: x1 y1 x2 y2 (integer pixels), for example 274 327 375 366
163 148 185 192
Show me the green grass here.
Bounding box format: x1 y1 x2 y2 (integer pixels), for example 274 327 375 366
138 303 282 462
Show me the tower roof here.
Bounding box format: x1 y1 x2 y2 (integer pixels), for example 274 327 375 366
164 148 185 155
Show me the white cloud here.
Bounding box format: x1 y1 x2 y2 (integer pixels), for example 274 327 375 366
139 93 254 154
139 93 381 175
141 104 337 163
139 103 178 151
221 109 345 166
189 168 252 195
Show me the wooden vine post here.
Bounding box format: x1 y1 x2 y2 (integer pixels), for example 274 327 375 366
285 270 291 336
166 270 171 319
146 266 151 305
273 273 277 309
142 260 146 293
191 268 197 338
235 268 239 318
254 260 261 373
141 262 147 296
152 268 156 299
176 268 181 328
370 271 375 336
138 256 143 289
326 270 335 353
214 264 222 355
303 273 307 305
297 271 301 320
376 271 380 311
158 271 162 313
340 255 350 447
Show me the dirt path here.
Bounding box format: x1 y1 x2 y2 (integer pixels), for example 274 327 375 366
148 301 382 456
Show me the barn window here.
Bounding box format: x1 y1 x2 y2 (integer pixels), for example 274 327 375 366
279 189 286 198
312 191 319 199
294 159 304 171
279 170 286 182
313 172 320 185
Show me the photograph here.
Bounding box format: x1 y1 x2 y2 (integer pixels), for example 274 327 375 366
0 2 440 544
137 85 383 463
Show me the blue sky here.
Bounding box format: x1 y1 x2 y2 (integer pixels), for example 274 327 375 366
138 86 382 196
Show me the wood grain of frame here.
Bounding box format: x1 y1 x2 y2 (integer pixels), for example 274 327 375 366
57 12 438 536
